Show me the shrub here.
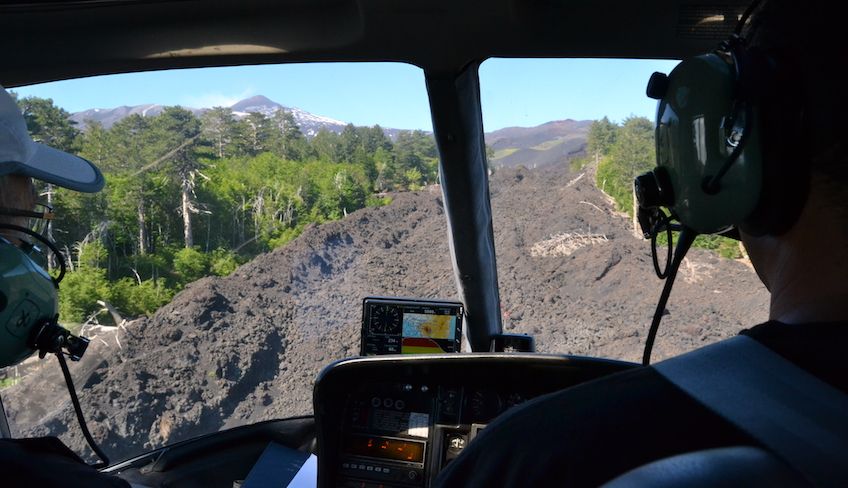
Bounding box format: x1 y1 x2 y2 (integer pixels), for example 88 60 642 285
366 195 392 207
58 267 112 323
110 278 174 318
209 248 241 276
172 247 209 285
268 226 305 249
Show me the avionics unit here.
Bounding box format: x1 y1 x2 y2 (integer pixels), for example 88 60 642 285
361 297 463 356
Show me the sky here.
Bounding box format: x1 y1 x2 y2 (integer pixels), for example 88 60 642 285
12 58 679 132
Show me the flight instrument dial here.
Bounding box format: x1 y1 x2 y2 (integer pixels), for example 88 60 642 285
368 305 401 335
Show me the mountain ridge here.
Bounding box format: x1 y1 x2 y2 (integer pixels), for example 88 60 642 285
69 95 348 138
70 94 593 166
229 95 281 112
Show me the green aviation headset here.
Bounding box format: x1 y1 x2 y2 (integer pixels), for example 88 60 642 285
635 0 808 238
0 225 105 465
0 236 58 368
0 226 88 369
635 0 810 365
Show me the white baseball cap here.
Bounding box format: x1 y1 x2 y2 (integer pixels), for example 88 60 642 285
0 85 104 193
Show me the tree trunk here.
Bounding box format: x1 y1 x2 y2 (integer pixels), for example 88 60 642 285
182 185 193 248
46 184 56 270
138 199 148 255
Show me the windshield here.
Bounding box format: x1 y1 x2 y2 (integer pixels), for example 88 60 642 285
479 58 769 362
0 58 770 464
0 62 457 463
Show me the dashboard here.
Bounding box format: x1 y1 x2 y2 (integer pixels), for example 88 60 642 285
103 353 635 487
313 353 636 487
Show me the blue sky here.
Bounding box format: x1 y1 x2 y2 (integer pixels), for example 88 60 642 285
12 58 679 132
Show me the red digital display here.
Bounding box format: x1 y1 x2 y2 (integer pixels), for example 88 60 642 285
345 435 425 463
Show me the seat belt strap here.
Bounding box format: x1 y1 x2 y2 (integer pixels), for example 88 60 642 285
654 335 848 487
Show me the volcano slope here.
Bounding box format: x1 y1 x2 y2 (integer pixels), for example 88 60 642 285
3 164 768 462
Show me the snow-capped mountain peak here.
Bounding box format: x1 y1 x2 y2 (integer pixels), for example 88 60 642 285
70 95 350 137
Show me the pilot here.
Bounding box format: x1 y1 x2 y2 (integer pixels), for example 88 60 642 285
0 86 129 487
436 0 847 486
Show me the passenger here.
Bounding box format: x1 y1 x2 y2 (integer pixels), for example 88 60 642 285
436 0 847 486
0 86 129 487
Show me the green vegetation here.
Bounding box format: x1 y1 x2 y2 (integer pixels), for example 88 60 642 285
530 139 565 151
13 94 438 324
588 116 743 259
493 148 519 159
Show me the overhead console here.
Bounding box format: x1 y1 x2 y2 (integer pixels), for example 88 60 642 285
313 354 637 487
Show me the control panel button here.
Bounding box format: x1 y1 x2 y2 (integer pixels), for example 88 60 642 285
448 435 466 450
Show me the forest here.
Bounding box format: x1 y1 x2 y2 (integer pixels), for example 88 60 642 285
13 94 738 326
12 94 439 324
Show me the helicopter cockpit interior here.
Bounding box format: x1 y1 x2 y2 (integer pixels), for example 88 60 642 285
2 0 839 487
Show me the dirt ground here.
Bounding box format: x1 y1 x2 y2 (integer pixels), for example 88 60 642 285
2 164 769 462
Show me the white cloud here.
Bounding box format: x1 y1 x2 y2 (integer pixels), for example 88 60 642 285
182 87 256 108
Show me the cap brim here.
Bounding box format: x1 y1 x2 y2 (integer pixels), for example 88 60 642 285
25 143 105 193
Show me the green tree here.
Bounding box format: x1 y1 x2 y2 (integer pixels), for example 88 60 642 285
78 120 111 168
201 107 243 158
173 247 209 284
339 124 361 163
595 116 654 215
311 128 343 162
373 146 396 191
17 96 79 151
393 130 438 189
269 109 308 160
587 116 618 164
361 125 393 154
101 114 166 257
243 112 274 155
58 241 111 323
150 107 206 248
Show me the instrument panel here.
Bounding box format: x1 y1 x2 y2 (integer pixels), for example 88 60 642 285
361 297 464 356
314 353 637 487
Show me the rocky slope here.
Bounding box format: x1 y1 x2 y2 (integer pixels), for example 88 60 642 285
3 164 769 462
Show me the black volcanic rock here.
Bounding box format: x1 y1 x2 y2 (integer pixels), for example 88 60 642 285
2 165 768 463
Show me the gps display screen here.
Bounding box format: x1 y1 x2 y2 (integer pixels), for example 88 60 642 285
360 297 463 355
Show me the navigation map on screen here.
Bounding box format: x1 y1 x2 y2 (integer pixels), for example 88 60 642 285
401 313 457 354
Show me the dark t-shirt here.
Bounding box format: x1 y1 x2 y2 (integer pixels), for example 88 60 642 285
435 321 848 487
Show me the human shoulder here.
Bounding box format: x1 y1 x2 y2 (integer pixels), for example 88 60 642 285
740 320 848 392
436 365 745 487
